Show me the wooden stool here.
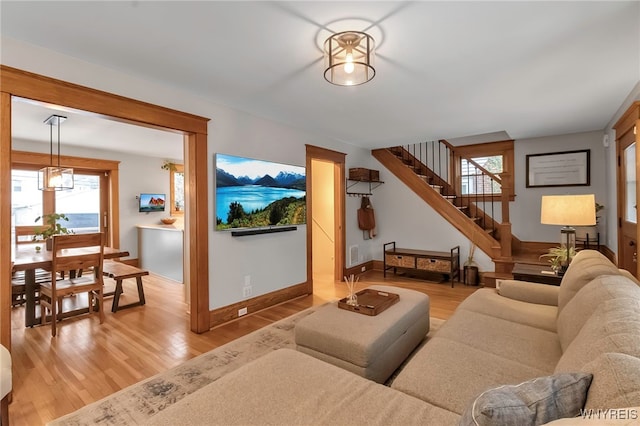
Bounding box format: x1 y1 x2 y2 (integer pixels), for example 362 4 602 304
102 260 148 312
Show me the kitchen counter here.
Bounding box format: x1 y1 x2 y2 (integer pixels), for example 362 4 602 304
137 225 184 283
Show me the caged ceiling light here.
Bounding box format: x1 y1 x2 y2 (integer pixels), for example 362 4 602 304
38 114 74 191
324 31 375 86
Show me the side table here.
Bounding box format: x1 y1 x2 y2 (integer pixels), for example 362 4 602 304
511 263 562 286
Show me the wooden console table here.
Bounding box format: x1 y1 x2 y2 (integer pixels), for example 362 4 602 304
383 242 460 287
511 263 562 286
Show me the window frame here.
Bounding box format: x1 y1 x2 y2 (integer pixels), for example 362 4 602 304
11 150 120 247
453 140 515 201
169 163 185 216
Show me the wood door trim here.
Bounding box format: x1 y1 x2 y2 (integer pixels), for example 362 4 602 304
1 66 211 347
614 103 640 275
306 145 346 289
0 92 10 350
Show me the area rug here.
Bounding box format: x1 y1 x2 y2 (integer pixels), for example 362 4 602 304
49 307 445 425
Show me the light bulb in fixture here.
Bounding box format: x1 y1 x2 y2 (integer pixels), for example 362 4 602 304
324 30 375 86
49 172 62 188
344 51 354 74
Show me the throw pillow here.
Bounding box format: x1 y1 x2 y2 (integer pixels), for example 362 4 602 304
459 373 593 426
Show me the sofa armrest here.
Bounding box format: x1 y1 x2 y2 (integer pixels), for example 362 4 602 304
0 345 10 400
497 280 559 306
1 344 11 426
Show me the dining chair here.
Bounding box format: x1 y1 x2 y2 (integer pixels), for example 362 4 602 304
12 226 50 306
14 225 41 245
39 232 105 337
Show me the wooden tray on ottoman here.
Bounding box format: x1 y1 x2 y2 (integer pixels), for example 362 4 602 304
338 289 400 316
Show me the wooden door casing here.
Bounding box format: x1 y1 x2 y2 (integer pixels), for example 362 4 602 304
615 103 640 277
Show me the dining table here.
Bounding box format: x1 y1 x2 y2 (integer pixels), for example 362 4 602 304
11 243 130 327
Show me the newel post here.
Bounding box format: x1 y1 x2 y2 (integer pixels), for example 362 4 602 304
499 173 512 258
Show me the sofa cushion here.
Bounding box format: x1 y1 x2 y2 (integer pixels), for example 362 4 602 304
434 309 561 372
580 353 640 410
555 298 640 373
457 288 558 332
497 279 560 307
557 275 640 351
391 336 550 415
459 373 593 426
558 250 621 314
147 349 461 426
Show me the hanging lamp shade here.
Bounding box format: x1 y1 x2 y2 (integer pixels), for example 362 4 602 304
324 31 375 86
38 114 74 191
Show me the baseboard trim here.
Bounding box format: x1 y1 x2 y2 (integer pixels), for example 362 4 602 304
344 260 375 276
372 259 384 270
208 282 310 329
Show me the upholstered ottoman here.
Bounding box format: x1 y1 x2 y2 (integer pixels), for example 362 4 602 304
294 285 430 383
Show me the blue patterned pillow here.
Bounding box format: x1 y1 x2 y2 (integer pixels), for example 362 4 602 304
460 373 593 426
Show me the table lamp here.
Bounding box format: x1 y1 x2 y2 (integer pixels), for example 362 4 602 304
540 194 596 272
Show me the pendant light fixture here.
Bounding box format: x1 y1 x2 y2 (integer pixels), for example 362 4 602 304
38 114 74 191
324 31 375 86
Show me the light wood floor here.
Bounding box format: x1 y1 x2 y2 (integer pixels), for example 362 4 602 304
8 271 479 425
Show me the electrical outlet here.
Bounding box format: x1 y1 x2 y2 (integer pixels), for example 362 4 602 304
244 275 251 286
238 307 248 316
361 265 366 272
243 286 252 298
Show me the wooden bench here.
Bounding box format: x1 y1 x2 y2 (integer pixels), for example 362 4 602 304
383 241 460 287
102 260 148 312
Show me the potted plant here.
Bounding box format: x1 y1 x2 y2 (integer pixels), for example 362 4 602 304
540 246 577 275
32 213 74 250
463 238 479 286
161 160 177 171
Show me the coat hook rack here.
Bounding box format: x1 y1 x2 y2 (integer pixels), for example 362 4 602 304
346 179 384 197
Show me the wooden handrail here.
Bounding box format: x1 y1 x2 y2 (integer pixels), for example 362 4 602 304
464 157 502 184
383 140 513 264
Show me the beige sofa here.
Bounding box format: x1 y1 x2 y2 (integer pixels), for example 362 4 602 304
1 344 11 425
82 250 640 425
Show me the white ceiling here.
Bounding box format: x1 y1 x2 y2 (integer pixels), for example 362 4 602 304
2 1 639 158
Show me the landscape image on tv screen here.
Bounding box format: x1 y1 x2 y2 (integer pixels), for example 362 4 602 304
139 193 166 212
215 153 306 230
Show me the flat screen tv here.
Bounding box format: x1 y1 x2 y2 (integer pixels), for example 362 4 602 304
215 153 306 230
139 193 166 212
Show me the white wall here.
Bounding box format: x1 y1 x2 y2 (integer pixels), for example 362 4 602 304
3 37 372 310
512 131 607 243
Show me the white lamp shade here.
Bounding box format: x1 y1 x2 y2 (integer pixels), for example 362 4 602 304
540 194 596 226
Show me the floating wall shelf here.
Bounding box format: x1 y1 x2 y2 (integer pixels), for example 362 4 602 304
346 179 384 197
